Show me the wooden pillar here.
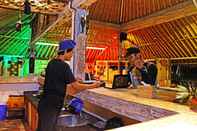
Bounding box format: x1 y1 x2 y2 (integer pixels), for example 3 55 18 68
70 5 88 80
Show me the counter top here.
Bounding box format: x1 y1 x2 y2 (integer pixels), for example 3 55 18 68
77 87 197 130
0 77 39 96
0 76 38 84
87 88 190 113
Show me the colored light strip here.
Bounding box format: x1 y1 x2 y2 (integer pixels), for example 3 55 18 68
35 42 58 46
86 46 106 50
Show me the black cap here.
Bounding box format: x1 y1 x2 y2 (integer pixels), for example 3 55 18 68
126 47 140 57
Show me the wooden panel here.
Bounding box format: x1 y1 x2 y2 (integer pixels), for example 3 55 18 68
31 104 38 131
24 96 38 131
7 96 24 108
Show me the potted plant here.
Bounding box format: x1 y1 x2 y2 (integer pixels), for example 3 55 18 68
188 81 197 112
175 81 197 110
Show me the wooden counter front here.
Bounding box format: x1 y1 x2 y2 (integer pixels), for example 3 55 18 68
24 93 39 131
76 88 197 131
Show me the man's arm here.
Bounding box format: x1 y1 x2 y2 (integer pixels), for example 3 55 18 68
38 76 45 87
71 81 100 90
67 81 101 96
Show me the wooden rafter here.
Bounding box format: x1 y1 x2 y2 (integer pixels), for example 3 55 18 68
122 0 197 31
127 14 197 59
0 0 66 15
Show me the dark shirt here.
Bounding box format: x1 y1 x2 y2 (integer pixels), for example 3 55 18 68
128 63 157 85
43 59 75 98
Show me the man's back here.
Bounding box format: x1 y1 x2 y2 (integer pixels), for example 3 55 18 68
44 59 70 97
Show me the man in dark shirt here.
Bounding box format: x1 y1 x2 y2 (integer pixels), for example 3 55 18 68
37 39 101 131
126 47 157 87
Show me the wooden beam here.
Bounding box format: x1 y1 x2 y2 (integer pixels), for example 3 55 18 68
89 20 120 30
72 0 97 8
31 6 72 44
122 0 197 32
0 3 64 15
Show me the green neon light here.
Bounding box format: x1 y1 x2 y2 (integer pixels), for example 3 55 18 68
40 46 47 58
45 46 51 58
23 59 29 76
35 42 58 46
3 56 11 68
0 55 24 58
49 46 55 57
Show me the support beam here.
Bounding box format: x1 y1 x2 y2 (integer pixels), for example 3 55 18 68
89 20 120 30
30 6 71 44
72 0 97 8
122 0 197 32
0 2 64 15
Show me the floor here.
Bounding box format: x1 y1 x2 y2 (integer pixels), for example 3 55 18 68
0 119 25 131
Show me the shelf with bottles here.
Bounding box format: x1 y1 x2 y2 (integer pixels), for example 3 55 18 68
95 60 128 83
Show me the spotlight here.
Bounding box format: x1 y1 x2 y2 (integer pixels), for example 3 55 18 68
16 20 22 31
80 16 86 33
120 32 127 42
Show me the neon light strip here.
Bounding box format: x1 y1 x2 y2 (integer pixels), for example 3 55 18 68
35 42 58 46
86 46 106 50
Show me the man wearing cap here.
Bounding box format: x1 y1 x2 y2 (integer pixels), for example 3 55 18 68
37 39 101 131
126 47 158 87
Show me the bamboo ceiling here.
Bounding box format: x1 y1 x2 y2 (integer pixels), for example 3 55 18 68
0 0 196 61
88 0 187 24
127 14 197 59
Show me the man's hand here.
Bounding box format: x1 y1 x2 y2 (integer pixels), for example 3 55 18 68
38 76 45 86
91 81 102 88
67 80 102 96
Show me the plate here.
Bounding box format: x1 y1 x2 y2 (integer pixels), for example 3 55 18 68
82 80 96 84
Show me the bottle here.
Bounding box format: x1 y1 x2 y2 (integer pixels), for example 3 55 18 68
129 72 139 88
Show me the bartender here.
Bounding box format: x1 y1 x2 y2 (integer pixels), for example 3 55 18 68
37 39 101 131
126 47 158 87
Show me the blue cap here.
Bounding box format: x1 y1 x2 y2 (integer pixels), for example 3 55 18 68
68 97 83 113
58 39 76 52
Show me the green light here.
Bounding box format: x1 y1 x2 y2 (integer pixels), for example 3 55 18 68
0 18 32 57
21 59 49 76
23 59 29 76
35 59 49 75
35 42 58 46
0 55 24 58
3 56 11 68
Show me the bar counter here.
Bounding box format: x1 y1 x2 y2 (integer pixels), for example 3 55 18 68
24 86 197 130
77 87 197 130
